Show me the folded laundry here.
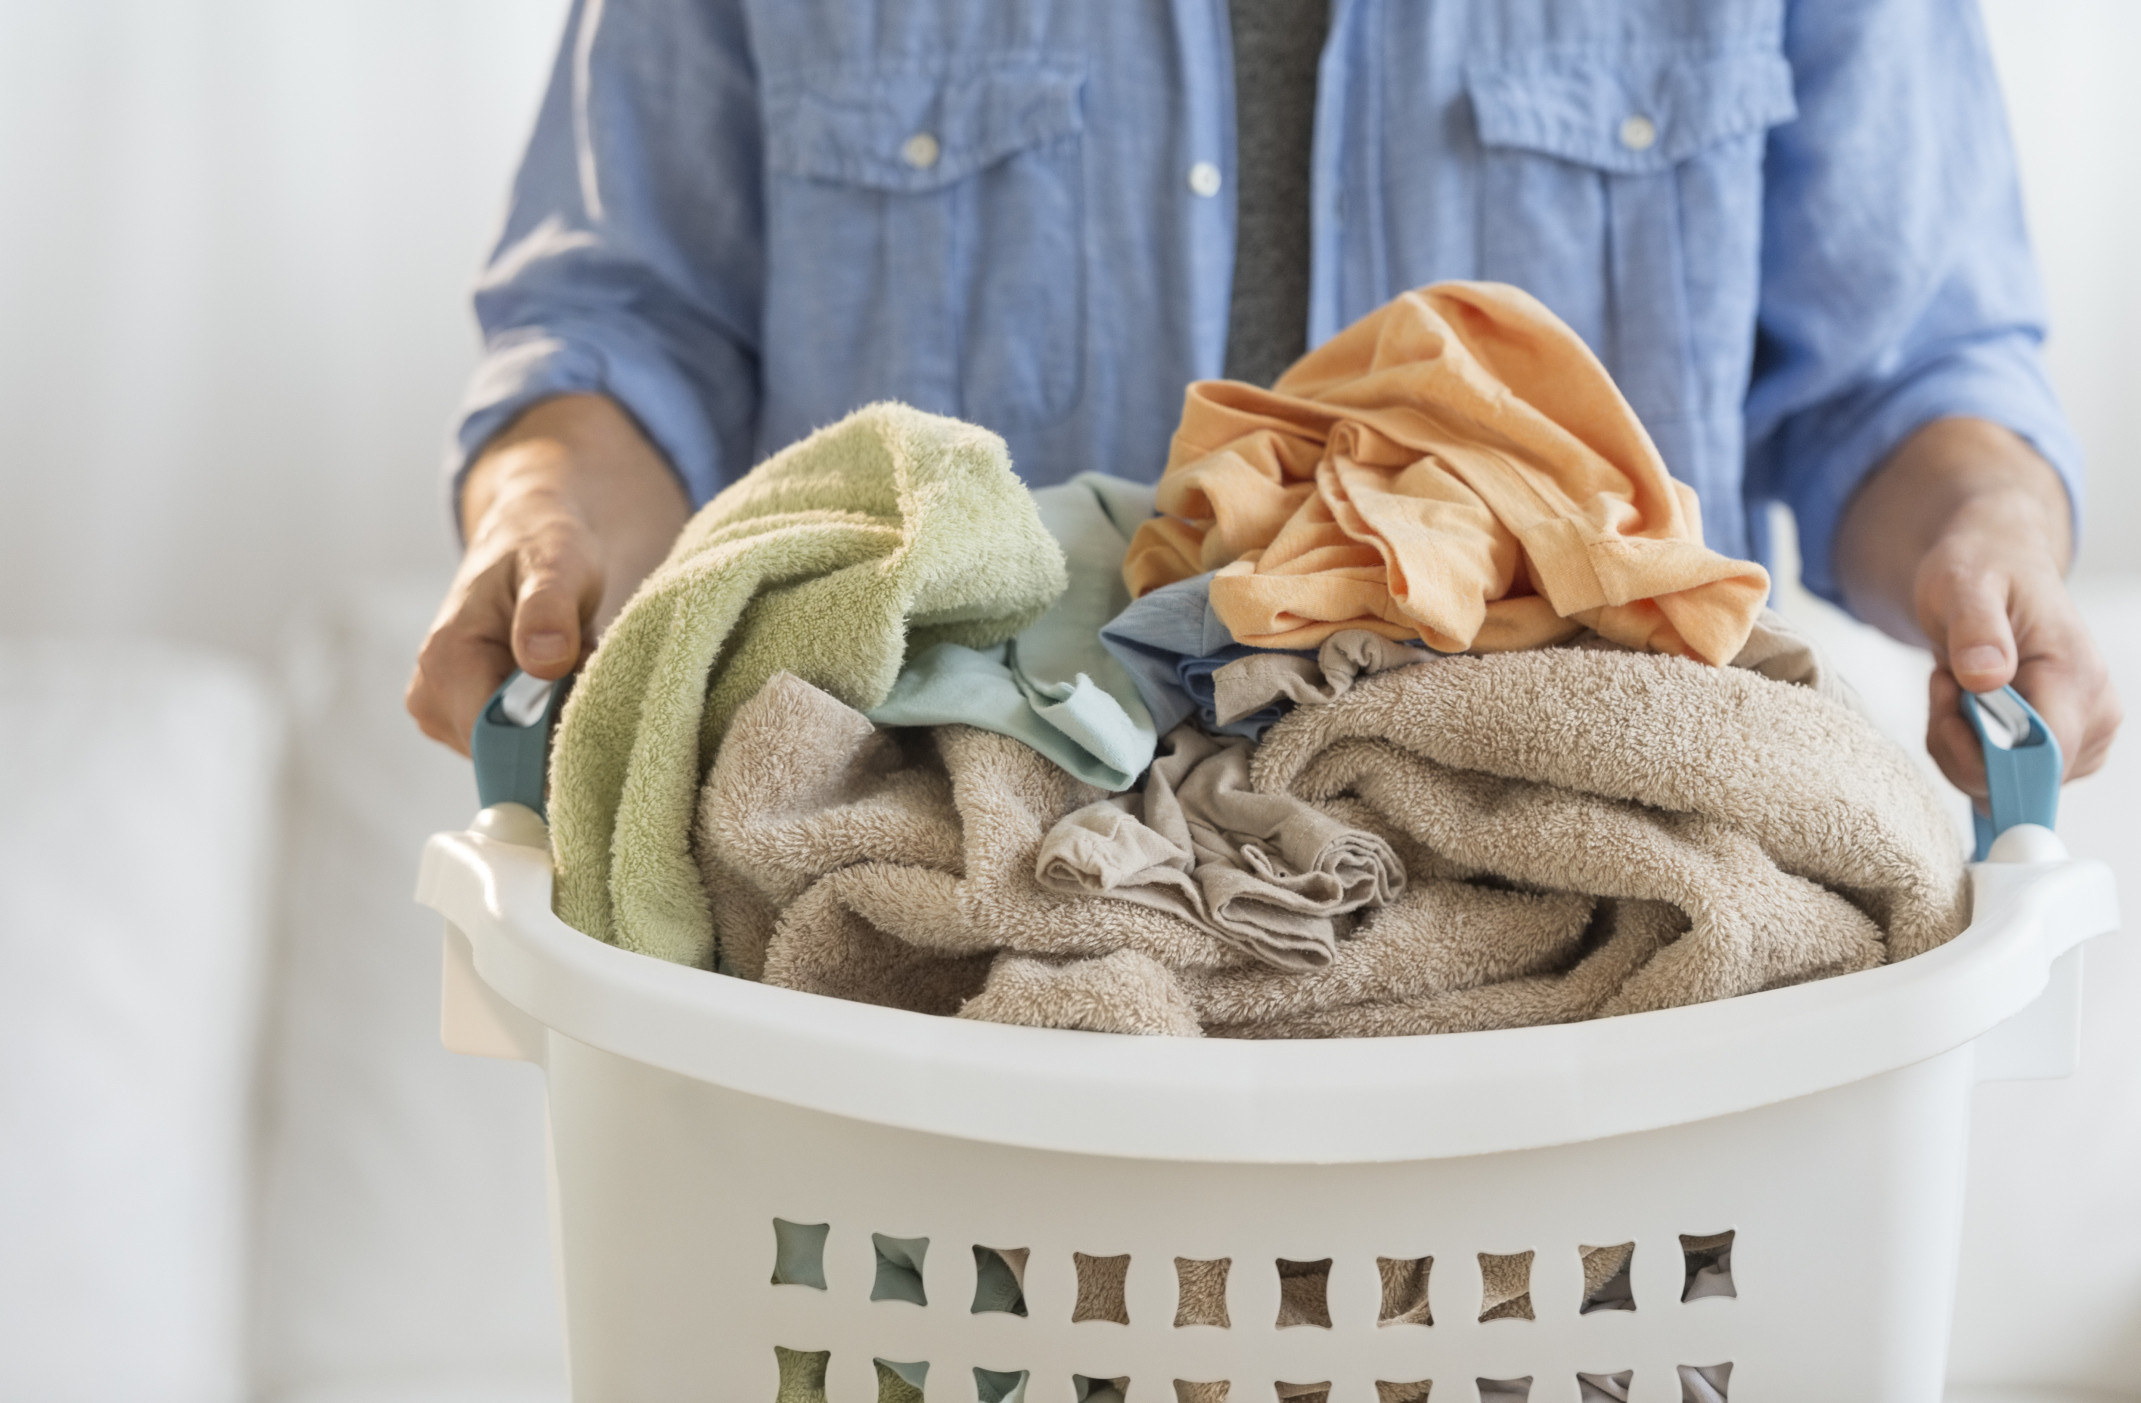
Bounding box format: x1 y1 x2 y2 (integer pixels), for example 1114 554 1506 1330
1209 628 1437 727
548 402 1066 966
1035 724 1404 970
1099 570 1311 740
868 473 1160 791
1122 281 1770 663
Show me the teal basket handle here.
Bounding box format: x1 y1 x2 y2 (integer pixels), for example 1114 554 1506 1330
1960 684 2062 860
471 670 570 819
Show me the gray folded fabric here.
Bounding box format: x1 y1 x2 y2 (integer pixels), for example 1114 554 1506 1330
1211 628 1438 725
1035 724 1404 970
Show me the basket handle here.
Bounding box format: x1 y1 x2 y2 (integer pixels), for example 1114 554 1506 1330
470 669 570 819
1961 684 2062 861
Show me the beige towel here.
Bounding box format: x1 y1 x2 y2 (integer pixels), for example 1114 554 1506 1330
699 640 1964 1037
698 674 1250 1010
1211 608 1839 730
1245 646 1968 1018
1035 725 1404 970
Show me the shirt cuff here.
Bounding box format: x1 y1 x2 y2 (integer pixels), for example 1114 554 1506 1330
1772 335 2084 608
444 320 720 534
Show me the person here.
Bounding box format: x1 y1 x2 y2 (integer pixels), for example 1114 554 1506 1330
407 0 2119 806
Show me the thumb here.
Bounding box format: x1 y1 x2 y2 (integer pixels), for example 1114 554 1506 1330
511 533 604 680
1935 571 2018 695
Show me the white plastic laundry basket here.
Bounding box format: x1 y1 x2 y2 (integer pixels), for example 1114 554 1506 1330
419 806 2115 1403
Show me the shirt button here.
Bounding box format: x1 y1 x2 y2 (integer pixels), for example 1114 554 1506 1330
1188 160 1223 197
901 132 940 169
1618 114 1658 152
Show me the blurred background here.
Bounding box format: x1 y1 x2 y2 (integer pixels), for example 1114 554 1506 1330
0 2 2134 1400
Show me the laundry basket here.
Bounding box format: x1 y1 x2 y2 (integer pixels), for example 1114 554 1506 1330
417 789 2113 1403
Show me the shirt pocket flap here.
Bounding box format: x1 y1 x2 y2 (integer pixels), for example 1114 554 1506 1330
1466 46 1796 174
766 60 1086 193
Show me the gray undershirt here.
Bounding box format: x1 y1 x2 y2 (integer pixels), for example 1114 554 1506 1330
1222 0 1328 388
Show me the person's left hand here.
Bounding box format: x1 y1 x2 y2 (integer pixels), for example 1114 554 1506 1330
1836 417 2120 804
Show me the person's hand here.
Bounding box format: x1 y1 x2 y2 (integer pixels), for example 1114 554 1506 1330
1836 417 2120 802
406 394 690 755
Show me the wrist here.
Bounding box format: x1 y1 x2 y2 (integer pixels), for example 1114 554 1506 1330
1835 417 2071 639
460 394 688 552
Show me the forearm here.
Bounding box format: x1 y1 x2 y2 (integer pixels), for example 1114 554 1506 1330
461 394 688 563
1829 415 2115 791
1833 417 2071 649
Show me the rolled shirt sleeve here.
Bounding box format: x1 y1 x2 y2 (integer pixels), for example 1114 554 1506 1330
449 0 764 515
1744 0 2083 606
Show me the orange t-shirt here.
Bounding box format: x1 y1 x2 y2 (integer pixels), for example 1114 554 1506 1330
1122 282 1769 665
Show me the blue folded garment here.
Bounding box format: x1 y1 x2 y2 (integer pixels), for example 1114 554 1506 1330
1099 572 1313 741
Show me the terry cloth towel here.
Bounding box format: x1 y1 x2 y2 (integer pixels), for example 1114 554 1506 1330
547 402 1067 967
697 640 1963 1037
696 672 1246 1010
1210 628 1437 726
1100 570 1313 739
963 643 1963 1038
868 472 1160 791
1228 646 1969 1027
1035 724 1405 970
1122 281 1771 663
1207 608 1825 728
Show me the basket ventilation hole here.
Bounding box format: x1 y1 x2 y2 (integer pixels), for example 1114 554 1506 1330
1577 1370 1633 1401
1477 1250 1535 1322
1677 1363 1732 1402
972 1245 1029 1316
870 1233 929 1306
772 1346 829 1402
975 1368 1030 1403
1174 1256 1231 1328
1072 1252 1132 1325
1679 1231 1736 1302
1174 1383 1231 1403
1580 1242 1636 1314
1377 1255 1433 1326
1476 1378 1531 1402
872 1358 927 1402
1275 1257 1332 1328
1375 1382 1432 1403
1276 1385 1330 1403
770 1219 829 1290
1075 1375 1130 1402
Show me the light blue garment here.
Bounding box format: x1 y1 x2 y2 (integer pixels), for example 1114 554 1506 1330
454 0 2081 606
1099 573 1309 742
867 474 1158 790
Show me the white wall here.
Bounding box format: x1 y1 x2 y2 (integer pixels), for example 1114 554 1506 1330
0 0 567 659
1982 0 2141 570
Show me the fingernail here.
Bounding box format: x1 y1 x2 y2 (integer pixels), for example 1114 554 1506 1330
523 631 570 664
1955 644 2005 675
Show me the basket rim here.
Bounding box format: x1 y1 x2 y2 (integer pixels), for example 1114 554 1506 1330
417 811 2117 1163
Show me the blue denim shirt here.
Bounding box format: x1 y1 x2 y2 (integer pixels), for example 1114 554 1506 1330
455 0 2080 603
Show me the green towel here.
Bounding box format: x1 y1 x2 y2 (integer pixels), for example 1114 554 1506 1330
548 402 1067 966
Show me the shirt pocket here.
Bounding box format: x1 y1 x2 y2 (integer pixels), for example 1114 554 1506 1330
1464 45 1796 429
762 59 1088 434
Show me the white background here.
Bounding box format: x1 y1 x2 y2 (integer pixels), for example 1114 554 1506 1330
0 2 2133 1399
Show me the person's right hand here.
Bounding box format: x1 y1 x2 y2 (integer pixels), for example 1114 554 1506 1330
406 394 690 755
